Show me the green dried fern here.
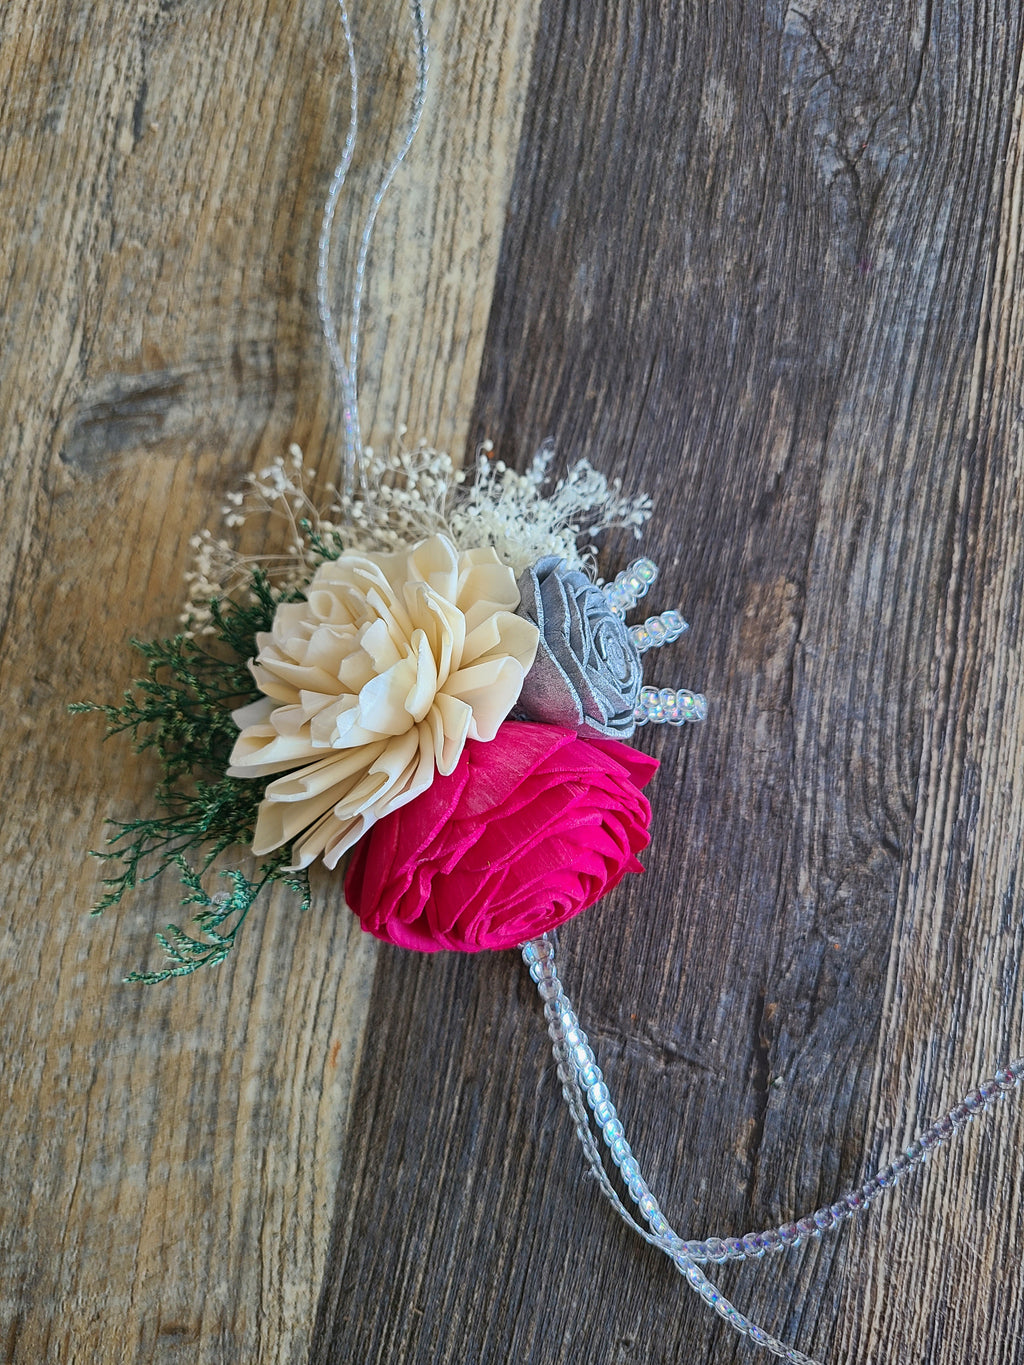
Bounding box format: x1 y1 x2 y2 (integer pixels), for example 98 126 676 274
72 570 310 983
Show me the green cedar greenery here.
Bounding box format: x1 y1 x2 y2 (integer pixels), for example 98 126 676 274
71 570 310 983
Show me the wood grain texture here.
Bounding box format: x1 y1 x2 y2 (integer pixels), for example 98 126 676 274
3 2 1024 1365
315 3 1024 1364
0 1 540 1362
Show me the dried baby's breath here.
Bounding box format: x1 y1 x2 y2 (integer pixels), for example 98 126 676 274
180 435 652 630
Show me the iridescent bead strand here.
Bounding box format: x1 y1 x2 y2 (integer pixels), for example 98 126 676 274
633 684 708 726
631 609 690 653
523 934 1024 1361
676 1059 1024 1264
603 558 659 616
317 0 430 498
522 936 823 1365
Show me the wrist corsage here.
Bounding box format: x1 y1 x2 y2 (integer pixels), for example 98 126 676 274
72 3 1024 1361
76 441 703 976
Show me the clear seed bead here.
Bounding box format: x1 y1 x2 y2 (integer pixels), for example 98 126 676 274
704 1238 729 1264
639 685 664 722
931 1115 954 1142
919 1130 941 1153
813 1207 835 1231
979 1079 1002 1103
759 1228 784 1252
630 623 651 651
604 1118 624 1143
796 1216 819 1239
741 1232 765 1257
604 584 631 614
950 1103 973 1127
964 1088 986 1114
609 1134 629 1164
660 609 688 639
648 1209 670 1236
687 692 709 721
646 615 669 644
995 1069 1017 1092
620 1156 640 1184
829 1202 850 1223
665 694 687 725
778 1223 801 1247
604 560 659 614
684 1240 705 1260
681 1262 703 1288
579 1062 602 1088
593 1098 614 1125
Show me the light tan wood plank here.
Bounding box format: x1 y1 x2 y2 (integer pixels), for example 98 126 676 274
0 2 542 1362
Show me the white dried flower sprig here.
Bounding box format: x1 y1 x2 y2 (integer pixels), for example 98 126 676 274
179 435 653 633
448 444 652 578
336 430 460 551
180 445 350 635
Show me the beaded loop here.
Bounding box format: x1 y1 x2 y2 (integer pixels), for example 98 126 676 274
522 935 1024 1363
603 558 659 616
633 685 707 727
630 610 690 653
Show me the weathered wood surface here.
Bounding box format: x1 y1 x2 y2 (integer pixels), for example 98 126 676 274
3 2 1024 1364
0 0 540 1361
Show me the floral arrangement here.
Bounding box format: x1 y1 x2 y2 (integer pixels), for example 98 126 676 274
75 441 705 980
67 11 1024 1360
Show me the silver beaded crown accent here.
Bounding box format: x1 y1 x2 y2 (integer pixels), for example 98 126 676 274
601 558 708 728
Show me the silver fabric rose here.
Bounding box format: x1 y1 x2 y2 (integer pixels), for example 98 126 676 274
515 556 644 738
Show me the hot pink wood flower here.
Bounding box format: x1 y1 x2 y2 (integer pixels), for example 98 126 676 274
345 721 658 951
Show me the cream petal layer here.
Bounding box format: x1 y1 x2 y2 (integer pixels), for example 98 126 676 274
230 533 540 869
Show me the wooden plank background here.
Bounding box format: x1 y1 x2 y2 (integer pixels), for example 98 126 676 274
2 2 1023 1363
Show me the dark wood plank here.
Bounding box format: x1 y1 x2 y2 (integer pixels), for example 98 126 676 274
314 3 1024 1362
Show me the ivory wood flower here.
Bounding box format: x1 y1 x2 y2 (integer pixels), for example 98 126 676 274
228 534 539 869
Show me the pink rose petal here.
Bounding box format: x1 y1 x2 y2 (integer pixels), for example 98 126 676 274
344 721 657 952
